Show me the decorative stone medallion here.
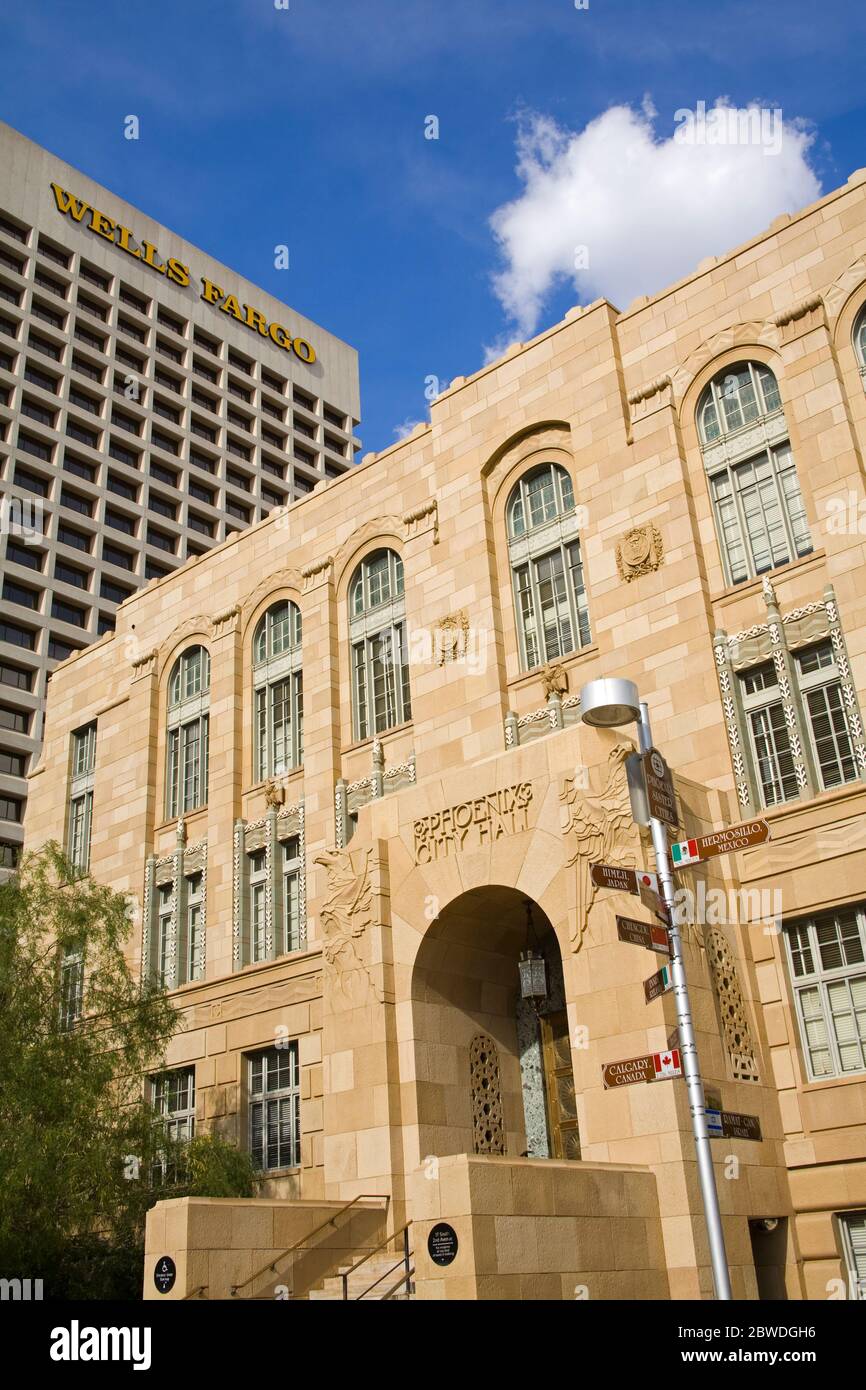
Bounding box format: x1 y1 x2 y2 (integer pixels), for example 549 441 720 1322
615 523 664 583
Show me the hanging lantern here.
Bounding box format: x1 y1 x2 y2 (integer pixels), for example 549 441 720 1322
518 901 548 1006
519 948 548 1003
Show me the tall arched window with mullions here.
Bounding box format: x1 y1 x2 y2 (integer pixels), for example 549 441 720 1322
253 600 303 780
507 463 591 671
166 646 210 817
697 361 813 585
349 549 412 739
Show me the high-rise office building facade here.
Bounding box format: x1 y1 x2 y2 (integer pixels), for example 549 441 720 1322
0 123 361 871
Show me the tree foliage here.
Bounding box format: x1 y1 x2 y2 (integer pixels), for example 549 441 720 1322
0 844 255 1298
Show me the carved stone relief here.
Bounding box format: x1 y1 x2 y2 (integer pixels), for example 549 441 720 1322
315 846 381 1006
541 661 569 699
560 744 636 952
435 609 469 664
615 524 664 583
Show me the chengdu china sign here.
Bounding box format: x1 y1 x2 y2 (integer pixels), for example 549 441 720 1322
50 183 316 365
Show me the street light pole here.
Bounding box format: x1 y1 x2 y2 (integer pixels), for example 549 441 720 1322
579 676 733 1301
636 700 733 1301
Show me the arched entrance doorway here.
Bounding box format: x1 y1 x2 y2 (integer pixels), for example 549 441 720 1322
410 886 579 1163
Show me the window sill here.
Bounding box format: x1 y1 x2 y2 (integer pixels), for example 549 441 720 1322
245 770 304 800
712 549 826 608
506 644 599 696
794 1068 866 1094
760 778 866 825
154 806 209 836
234 946 319 977
341 720 413 757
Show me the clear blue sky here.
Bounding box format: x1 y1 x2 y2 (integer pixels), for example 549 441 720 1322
1 0 864 452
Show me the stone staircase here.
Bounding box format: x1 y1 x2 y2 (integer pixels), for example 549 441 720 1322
308 1250 414 1301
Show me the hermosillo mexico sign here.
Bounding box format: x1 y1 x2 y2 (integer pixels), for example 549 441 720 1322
50 182 317 365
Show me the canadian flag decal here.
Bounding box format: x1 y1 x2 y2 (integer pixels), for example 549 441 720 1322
653 1048 682 1080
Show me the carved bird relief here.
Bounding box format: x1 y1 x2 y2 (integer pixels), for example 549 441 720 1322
560 743 636 951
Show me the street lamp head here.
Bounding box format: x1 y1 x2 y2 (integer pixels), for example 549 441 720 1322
579 677 641 728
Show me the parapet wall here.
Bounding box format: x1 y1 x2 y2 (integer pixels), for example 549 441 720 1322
411 1154 670 1300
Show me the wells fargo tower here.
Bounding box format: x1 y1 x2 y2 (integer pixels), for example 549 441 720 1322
0 121 361 874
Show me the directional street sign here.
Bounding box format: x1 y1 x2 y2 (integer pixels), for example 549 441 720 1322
602 1048 682 1089
642 746 679 828
591 863 659 896
617 915 670 955
670 819 771 868
639 879 672 926
717 1111 762 1142
644 962 673 1003
602 1054 655 1088
667 1025 680 1052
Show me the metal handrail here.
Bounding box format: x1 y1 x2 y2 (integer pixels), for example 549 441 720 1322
340 1219 413 1281
182 1284 208 1300
382 1266 415 1301
341 1220 413 1300
230 1193 389 1296
356 1257 404 1299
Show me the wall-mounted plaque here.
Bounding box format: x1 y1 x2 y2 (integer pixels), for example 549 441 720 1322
154 1255 176 1294
427 1222 459 1267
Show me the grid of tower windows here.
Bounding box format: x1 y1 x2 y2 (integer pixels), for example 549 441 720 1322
0 202 359 865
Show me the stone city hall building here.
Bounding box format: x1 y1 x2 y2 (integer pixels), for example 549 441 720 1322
22 164 866 1301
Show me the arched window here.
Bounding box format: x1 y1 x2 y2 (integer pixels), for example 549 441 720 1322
696 362 812 584
854 306 866 373
507 463 590 671
349 549 411 739
253 600 303 780
166 646 210 817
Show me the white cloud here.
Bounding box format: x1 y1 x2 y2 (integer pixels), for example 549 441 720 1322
393 417 426 441
489 101 820 335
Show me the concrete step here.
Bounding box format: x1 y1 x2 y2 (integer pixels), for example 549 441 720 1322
308 1252 414 1301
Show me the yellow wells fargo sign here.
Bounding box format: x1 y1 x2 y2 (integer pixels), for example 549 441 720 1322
50 183 316 365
